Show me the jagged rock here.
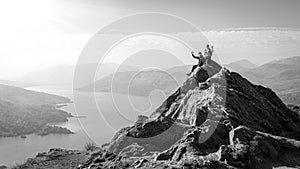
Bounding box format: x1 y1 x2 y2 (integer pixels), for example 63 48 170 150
93 157 105 163
105 61 225 156
134 158 148 168
220 125 300 169
0 165 7 169
288 104 300 115
12 149 88 169
65 59 300 169
93 58 300 169
225 72 300 140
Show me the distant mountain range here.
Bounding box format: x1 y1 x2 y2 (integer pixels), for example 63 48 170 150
224 59 257 72
6 56 300 105
239 56 300 105
77 70 186 96
12 63 139 89
10 59 258 89
77 56 300 105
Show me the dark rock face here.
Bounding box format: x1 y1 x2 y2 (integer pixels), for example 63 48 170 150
81 60 300 169
225 72 300 140
288 104 300 115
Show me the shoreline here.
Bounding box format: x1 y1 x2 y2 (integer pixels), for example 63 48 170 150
0 102 75 139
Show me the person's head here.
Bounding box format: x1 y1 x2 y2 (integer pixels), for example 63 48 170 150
198 52 202 55
206 44 210 48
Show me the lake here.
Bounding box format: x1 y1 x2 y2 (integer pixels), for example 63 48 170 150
0 85 166 166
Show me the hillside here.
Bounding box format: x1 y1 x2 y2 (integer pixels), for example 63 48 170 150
240 56 300 105
16 59 300 169
223 59 257 72
78 57 300 106
0 84 70 105
77 70 186 96
0 79 21 87
13 63 138 89
0 84 73 137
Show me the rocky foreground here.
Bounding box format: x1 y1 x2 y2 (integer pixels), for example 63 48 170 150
14 59 300 169
10 149 89 169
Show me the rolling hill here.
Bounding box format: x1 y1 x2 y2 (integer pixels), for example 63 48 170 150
0 84 73 137
239 56 300 105
224 59 257 72
14 63 139 89
78 57 300 105
77 70 186 96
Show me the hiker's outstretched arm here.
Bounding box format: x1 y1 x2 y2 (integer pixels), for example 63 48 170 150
191 51 199 59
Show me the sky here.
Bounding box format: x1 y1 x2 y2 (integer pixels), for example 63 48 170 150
76 0 300 31
0 0 299 79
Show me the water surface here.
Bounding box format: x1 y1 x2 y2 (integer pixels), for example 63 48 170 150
0 85 165 166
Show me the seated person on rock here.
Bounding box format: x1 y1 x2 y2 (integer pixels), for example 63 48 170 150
204 44 214 65
187 51 204 76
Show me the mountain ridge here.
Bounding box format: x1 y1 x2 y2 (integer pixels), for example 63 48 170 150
78 56 300 105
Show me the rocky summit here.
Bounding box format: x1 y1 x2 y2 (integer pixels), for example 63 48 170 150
79 59 300 169
16 59 300 169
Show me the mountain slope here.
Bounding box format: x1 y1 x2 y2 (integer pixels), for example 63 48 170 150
224 59 257 72
0 84 70 105
78 70 186 96
14 63 139 89
77 59 300 169
242 57 300 80
240 56 300 105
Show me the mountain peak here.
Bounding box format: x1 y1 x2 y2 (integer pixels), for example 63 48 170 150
80 58 300 168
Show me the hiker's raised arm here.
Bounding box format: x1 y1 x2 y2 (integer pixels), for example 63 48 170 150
191 51 199 59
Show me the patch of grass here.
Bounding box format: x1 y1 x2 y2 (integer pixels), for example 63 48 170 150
84 142 99 152
11 158 39 169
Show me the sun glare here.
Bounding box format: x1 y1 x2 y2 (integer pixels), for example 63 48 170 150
0 0 55 34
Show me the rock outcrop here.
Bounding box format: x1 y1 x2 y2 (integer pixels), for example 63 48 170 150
79 59 300 169
220 126 300 169
12 148 89 169
288 104 300 116
14 58 296 169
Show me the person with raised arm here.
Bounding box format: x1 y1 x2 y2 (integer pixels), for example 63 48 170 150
186 51 204 76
